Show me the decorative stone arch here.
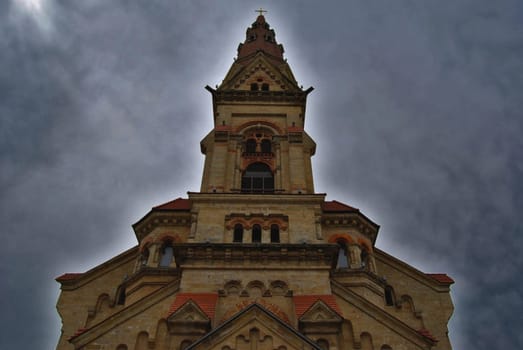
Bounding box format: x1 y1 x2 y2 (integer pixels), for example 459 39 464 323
227 217 250 230
269 280 289 296
139 237 154 251
224 280 243 295
267 218 288 231
235 120 283 136
357 237 373 253
157 233 182 244
328 233 355 245
246 280 266 297
219 300 291 325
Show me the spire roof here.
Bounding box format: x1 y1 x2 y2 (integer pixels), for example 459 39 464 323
236 14 284 62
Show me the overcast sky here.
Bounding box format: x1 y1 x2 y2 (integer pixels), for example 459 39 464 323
1 0 522 349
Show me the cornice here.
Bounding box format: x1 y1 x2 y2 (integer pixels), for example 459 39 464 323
174 243 337 268
322 213 379 244
374 248 452 292
57 246 138 290
188 192 326 205
133 211 192 241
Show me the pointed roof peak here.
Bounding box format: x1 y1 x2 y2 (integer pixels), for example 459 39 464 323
237 11 284 62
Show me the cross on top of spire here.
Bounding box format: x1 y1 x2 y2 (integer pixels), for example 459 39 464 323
255 8 267 16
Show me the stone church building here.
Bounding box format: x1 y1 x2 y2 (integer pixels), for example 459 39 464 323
56 13 454 350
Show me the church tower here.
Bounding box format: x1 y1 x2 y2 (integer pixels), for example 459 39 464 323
56 12 454 350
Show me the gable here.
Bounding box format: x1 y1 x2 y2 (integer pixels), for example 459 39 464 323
219 54 300 92
300 300 343 323
187 304 322 350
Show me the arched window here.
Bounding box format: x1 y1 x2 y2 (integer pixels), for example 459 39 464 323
385 286 395 306
261 83 269 91
250 83 259 91
159 241 174 267
140 247 149 266
233 224 244 243
261 139 271 153
361 248 369 269
245 139 257 153
241 162 274 193
336 241 349 268
270 224 280 243
252 224 262 243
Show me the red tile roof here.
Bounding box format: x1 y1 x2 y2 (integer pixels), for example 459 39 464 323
166 293 218 320
55 273 83 282
215 125 232 131
293 295 343 318
321 200 359 213
417 328 438 342
426 273 454 284
153 198 192 211
287 126 304 133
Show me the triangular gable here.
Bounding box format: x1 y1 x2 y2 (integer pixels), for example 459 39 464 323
293 294 343 319
167 300 210 323
220 53 300 92
187 303 323 350
167 293 218 320
300 299 343 323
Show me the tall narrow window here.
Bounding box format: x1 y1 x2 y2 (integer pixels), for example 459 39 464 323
361 248 369 269
385 286 395 306
337 242 349 268
250 83 259 91
140 247 149 266
159 241 174 267
261 139 271 153
233 224 244 243
116 285 126 305
252 224 262 243
261 83 269 91
245 139 257 153
241 162 274 193
270 224 280 243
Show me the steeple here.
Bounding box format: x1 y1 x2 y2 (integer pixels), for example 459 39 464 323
236 14 285 63
201 13 316 194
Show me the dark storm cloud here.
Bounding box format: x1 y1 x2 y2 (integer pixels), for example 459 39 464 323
1 1 521 349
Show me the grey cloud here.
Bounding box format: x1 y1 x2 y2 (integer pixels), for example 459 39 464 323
1 1 522 349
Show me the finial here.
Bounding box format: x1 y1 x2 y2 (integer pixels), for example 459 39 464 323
255 7 267 16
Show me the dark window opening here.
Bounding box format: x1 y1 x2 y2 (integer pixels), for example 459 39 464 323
261 139 271 153
117 286 126 305
252 224 262 243
159 241 174 267
250 83 259 91
337 242 349 268
245 139 257 153
270 224 280 243
385 286 395 306
261 83 269 91
140 248 149 266
233 224 244 242
241 163 274 193
361 248 369 269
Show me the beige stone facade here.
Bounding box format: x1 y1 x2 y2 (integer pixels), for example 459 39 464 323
56 14 453 350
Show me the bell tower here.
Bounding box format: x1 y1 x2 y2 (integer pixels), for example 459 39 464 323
201 13 315 194
55 11 454 350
